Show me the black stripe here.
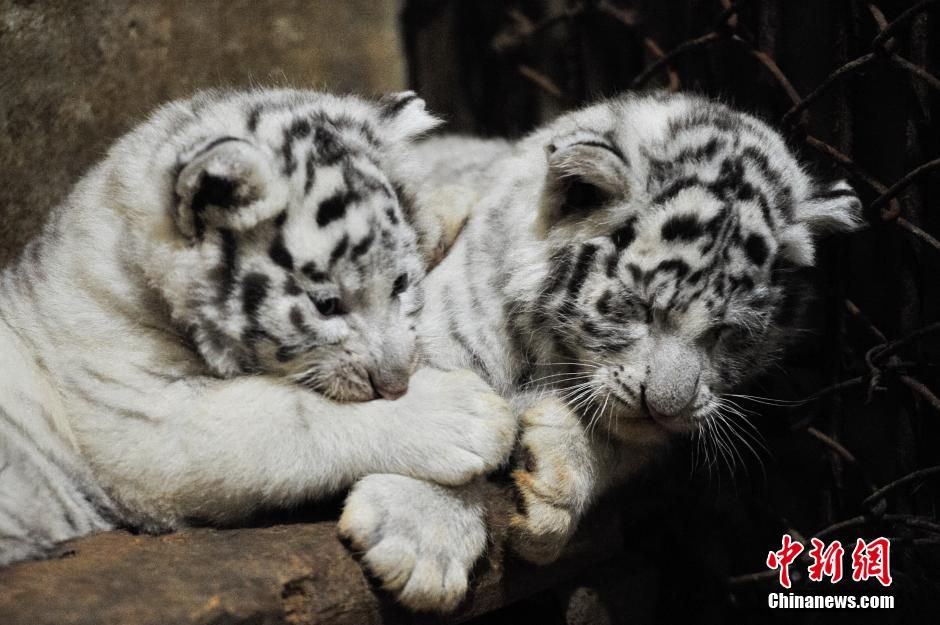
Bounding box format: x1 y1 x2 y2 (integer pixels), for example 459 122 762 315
191 136 245 160
626 263 642 284
653 176 705 205
289 306 309 334
661 214 704 242
611 217 636 249
596 290 612 316
744 233 769 266
740 146 792 218
380 92 418 119
214 229 238 304
301 262 328 282
276 346 297 362
246 105 263 132
674 137 721 163
566 243 599 298
329 235 349 267
284 275 303 296
317 192 349 227
708 157 745 200
447 319 491 382
242 272 270 318
304 150 317 195
351 231 375 259
543 246 574 294
281 128 296 176
644 258 690 287
667 111 740 139
314 126 346 166
605 250 621 278
268 233 294 270
290 118 311 139
330 115 381 148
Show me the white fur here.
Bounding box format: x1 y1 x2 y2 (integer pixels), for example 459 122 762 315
0 89 514 565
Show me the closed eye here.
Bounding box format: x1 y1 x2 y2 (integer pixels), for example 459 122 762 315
312 296 344 317
561 179 610 216
705 323 748 348
392 273 409 297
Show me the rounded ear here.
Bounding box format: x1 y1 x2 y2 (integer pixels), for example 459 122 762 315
778 180 864 266
536 133 631 234
174 138 288 239
377 91 442 144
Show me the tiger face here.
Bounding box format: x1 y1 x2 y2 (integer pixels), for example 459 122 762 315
124 90 439 401
519 94 861 443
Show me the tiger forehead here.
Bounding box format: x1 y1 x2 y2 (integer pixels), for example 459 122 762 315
250 104 415 278
586 109 793 299
273 195 417 287
246 100 383 161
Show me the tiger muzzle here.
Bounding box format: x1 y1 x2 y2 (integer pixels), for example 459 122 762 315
644 337 701 427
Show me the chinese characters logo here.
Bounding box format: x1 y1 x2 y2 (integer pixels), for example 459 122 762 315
766 534 892 588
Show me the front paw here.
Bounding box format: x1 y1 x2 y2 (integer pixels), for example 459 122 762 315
509 398 593 565
339 474 485 613
396 369 515 486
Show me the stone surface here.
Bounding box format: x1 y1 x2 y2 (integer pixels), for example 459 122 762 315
0 506 628 625
0 0 405 268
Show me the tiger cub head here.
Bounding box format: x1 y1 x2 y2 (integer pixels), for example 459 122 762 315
115 89 440 401
520 92 862 444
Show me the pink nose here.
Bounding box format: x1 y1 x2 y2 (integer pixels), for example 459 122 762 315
376 388 408 401
375 383 408 401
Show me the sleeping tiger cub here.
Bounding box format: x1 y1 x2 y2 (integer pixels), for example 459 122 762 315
339 92 863 611
0 89 514 566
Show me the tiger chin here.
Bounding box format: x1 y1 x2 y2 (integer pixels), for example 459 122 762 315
339 92 864 612
0 89 516 566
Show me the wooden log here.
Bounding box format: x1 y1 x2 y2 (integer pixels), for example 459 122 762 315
0 505 632 625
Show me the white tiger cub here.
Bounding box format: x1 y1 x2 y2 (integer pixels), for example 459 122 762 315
339 92 863 611
0 89 515 566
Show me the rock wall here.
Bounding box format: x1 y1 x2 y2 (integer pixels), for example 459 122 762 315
0 0 405 268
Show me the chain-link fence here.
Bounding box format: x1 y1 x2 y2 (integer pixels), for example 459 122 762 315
404 1 938 621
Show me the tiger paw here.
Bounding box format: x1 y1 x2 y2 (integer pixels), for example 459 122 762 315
508 397 594 565
339 474 486 613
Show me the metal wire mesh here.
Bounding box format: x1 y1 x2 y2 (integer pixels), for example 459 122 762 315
404 0 939 617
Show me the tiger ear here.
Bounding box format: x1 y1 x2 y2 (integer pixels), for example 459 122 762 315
777 180 864 265
377 91 442 144
537 133 631 235
174 138 288 240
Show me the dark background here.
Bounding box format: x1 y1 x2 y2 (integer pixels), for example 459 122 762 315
1 1 937 623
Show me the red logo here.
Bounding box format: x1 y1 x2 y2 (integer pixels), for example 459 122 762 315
766 535 891 587
807 538 844 583
851 537 893 587
766 533 804 588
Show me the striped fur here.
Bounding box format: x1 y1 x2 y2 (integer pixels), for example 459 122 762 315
0 89 515 566
340 92 863 612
